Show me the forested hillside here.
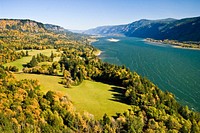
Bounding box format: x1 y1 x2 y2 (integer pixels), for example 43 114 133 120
0 19 200 132
84 16 200 41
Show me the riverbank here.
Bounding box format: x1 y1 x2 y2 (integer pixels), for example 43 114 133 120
93 49 102 56
87 38 98 44
87 35 102 44
145 38 200 50
87 36 102 56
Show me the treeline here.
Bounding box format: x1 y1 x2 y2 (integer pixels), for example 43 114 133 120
26 53 54 68
23 61 61 76
0 46 29 65
22 52 61 76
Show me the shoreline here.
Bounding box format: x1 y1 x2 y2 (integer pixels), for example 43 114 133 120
170 45 200 50
145 38 200 50
87 35 100 45
88 36 102 56
87 38 98 44
94 50 102 56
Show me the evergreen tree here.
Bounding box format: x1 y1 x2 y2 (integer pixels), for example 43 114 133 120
50 51 54 62
26 50 29 56
28 55 38 67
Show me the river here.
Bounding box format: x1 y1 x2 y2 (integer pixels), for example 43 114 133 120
92 36 200 111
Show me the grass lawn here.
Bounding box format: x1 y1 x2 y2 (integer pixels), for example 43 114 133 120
14 73 130 119
4 49 61 71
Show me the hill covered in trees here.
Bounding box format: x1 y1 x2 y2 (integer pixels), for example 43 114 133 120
0 19 200 132
84 16 200 42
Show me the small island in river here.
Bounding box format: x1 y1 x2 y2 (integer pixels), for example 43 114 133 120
107 38 120 42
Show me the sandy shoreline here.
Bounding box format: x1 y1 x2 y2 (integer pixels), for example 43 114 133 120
171 45 200 50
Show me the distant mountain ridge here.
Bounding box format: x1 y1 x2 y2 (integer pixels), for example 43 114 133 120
44 23 74 34
84 16 200 41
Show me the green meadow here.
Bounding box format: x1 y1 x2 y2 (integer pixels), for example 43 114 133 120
4 49 61 71
14 73 130 119
7 48 130 119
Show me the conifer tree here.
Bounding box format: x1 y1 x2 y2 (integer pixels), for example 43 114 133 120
28 55 38 67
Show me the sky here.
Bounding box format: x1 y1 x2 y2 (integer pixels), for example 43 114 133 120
1 0 200 30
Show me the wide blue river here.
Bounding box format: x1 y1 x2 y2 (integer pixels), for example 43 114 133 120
92 37 200 111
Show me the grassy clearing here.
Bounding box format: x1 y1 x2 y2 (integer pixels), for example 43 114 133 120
4 49 61 71
67 80 130 119
4 56 32 71
14 73 66 93
14 73 130 119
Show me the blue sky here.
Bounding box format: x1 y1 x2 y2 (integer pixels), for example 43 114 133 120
1 0 200 30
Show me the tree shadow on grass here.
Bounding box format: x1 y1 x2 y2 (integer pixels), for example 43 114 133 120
108 87 130 105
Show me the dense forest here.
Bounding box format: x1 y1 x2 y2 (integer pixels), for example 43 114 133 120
0 19 200 132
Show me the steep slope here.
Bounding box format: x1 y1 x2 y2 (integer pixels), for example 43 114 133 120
123 18 176 39
85 25 126 35
0 19 46 32
44 23 66 32
84 16 200 41
44 23 89 41
159 17 200 41
84 18 176 36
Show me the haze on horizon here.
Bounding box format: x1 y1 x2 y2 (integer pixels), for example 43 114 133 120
1 0 200 30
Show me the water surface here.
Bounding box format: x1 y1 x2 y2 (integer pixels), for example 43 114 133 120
93 37 200 111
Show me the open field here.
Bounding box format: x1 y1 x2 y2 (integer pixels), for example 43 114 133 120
67 80 130 119
4 49 61 71
9 48 130 119
4 56 33 71
14 73 130 119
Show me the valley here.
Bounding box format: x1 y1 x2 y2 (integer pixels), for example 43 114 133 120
1 18 200 132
